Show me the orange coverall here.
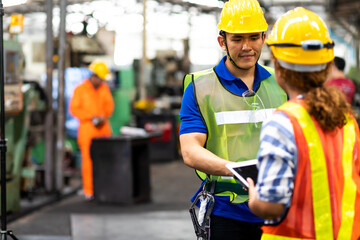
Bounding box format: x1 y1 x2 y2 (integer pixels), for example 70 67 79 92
69 79 114 197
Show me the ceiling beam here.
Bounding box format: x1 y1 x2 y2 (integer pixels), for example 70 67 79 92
265 0 326 7
4 0 92 14
154 0 223 13
331 1 360 18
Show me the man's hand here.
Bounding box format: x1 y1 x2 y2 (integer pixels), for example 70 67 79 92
92 116 105 128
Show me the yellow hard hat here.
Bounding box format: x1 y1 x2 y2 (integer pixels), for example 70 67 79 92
88 61 111 80
217 0 268 34
266 7 334 66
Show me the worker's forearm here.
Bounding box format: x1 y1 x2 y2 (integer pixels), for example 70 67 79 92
70 108 93 122
248 197 285 220
181 144 233 176
103 102 114 117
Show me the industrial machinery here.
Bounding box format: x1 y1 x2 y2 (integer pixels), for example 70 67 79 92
1 34 47 213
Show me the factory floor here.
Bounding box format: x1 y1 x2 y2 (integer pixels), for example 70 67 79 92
7 158 200 240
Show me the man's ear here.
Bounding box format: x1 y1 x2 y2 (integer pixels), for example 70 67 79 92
260 32 266 48
217 35 227 51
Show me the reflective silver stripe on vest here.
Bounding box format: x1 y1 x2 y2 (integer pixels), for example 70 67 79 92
215 108 276 125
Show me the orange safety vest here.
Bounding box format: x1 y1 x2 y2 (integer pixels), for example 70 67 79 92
261 99 360 240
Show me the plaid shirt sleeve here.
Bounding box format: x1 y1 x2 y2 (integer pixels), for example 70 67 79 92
256 111 297 224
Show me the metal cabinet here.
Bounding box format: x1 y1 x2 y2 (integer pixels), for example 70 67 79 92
90 136 151 204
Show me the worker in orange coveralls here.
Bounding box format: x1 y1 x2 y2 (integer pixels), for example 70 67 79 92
69 60 114 200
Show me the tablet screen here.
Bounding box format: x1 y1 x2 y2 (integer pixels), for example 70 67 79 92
226 160 258 189
232 165 258 184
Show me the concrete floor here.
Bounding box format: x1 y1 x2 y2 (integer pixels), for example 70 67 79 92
7 159 200 240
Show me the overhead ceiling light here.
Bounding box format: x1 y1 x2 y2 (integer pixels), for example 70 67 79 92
183 0 223 8
3 0 27 7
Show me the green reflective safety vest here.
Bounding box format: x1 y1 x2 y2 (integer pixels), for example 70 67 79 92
183 67 287 203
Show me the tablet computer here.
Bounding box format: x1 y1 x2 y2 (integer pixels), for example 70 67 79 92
226 159 258 190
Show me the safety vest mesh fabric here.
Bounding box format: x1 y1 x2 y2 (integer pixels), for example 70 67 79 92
184 68 287 203
261 100 360 240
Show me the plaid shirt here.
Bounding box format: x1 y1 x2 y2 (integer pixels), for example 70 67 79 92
256 111 297 224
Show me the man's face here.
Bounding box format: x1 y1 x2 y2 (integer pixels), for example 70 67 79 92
90 74 103 89
219 32 266 70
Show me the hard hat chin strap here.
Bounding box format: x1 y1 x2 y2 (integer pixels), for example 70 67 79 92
221 32 243 70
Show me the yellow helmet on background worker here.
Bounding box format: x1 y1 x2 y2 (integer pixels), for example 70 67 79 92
266 7 334 71
88 61 111 81
217 0 268 33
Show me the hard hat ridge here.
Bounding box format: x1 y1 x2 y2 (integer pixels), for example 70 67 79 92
88 60 111 81
218 0 268 34
266 7 334 71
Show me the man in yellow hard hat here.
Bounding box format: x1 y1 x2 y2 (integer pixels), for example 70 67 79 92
69 60 114 200
247 7 360 239
179 0 287 239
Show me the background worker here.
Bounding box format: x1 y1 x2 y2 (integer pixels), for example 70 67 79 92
247 7 360 239
69 60 114 200
179 0 287 239
325 56 356 104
